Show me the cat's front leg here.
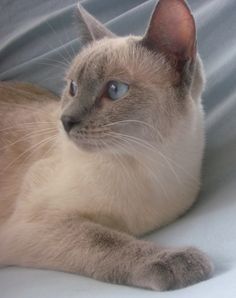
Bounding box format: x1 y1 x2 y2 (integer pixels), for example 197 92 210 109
0 213 213 290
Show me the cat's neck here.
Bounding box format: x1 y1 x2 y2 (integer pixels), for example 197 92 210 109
60 136 151 173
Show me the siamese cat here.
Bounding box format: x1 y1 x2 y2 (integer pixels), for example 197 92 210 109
0 0 213 291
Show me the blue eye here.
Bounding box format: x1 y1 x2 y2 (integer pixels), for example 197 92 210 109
107 81 129 101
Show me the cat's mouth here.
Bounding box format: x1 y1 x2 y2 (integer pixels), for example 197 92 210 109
62 122 158 154
68 128 116 152
60 115 115 151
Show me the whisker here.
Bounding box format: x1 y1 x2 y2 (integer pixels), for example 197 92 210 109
109 132 158 152
44 37 71 67
35 62 67 72
40 137 59 160
103 120 163 141
41 57 69 68
98 137 136 212
0 102 48 112
0 135 57 175
114 132 197 183
104 134 169 200
104 120 156 131
106 132 182 186
0 122 57 133
58 17 77 60
0 128 57 151
67 39 77 59
37 72 65 85
46 21 73 64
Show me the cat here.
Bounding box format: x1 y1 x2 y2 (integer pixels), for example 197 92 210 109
0 0 213 291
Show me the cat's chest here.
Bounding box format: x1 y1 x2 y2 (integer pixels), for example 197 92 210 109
20 152 200 235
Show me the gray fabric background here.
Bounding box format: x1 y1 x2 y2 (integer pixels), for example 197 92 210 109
0 0 236 297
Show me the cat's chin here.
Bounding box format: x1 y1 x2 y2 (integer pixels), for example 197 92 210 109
72 141 99 152
70 138 130 155
61 128 107 153
70 138 108 153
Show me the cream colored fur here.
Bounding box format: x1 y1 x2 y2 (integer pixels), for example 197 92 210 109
0 0 213 290
0 60 204 235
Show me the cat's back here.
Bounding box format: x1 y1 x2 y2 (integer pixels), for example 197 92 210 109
0 82 59 125
0 81 59 162
0 82 59 223
0 81 58 110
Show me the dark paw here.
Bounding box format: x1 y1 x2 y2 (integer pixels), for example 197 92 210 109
134 247 213 291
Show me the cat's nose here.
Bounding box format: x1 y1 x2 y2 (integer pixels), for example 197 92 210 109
61 115 80 133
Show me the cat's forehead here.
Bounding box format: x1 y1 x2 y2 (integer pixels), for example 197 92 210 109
68 37 172 85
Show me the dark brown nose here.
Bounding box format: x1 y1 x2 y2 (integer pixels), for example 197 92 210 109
61 115 80 133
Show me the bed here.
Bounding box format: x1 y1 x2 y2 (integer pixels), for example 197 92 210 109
0 0 236 297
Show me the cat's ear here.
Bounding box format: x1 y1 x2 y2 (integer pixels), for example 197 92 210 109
76 3 115 45
141 0 196 73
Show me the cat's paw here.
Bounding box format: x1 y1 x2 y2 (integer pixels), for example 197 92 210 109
133 247 213 291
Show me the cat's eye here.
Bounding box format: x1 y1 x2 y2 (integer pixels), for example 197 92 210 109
106 81 129 101
69 80 78 97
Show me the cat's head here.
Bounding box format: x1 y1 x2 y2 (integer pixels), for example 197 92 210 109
60 0 204 154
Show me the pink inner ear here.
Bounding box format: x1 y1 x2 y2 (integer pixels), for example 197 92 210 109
146 0 196 60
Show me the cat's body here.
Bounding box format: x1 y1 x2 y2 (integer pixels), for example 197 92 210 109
0 83 58 223
0 47 204 236
0 0 213 291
